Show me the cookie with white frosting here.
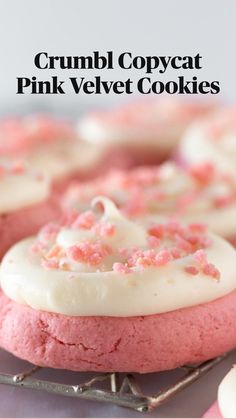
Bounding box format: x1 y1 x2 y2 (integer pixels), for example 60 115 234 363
203 365 236 418
62 161 236 242
1 197 236 372
0 115 105 191
179 107 236 178
78 98 215 166
0 162 61 259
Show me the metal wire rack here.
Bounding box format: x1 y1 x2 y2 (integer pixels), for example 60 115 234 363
0 353 228 412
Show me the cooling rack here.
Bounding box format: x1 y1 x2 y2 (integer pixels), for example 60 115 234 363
0 353 227 412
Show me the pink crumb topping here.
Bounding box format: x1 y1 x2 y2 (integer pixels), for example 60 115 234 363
63 161 236 219
154 249 172 266
0 116 73 155
66 242 112 266
92 221 116 237
194 249 220 281
188 162 215 184
113 263 132 274
71 211 96 229
33 208 220 281
184 266 199 275
202 263 220 281
194 249 208 265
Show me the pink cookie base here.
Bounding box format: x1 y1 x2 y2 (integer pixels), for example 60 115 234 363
1 289 236 373
203 401 222 418
0 198 61 260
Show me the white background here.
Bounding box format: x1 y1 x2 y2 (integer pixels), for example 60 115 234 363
0 0 235 115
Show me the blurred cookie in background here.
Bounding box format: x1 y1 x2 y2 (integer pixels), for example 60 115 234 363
62 161 236 244
0 162 61 259
179 107 236 178
77 97 217 167
0 114 106 193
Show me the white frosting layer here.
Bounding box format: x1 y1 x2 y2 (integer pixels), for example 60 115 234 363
1 198 236 317
180 109 236 177
0 169 50 214
218 366 236 418
24 139 104 181
78 99 213 153
177 205 236 238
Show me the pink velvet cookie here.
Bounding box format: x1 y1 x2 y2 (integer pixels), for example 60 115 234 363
77 98 215 167
0 162 61 259
0 115 105 193
1 197 236 373
203 365 236 418
62 161 236 243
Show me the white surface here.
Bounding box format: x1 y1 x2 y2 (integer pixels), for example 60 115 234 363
0 348 236 418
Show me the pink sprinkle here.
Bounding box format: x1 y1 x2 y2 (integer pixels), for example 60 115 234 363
72 211 95 229
136 256 153 267
186 234 201 246
92 221 116 237
166 220 182 235
148 224 164 239
154 250 171 266
113 262 132 274
67 242 112 266
203 263 221 281
184 266 199 275
194 249 208 265
171 247 182 259
175 234 192 252
189 162 215 184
